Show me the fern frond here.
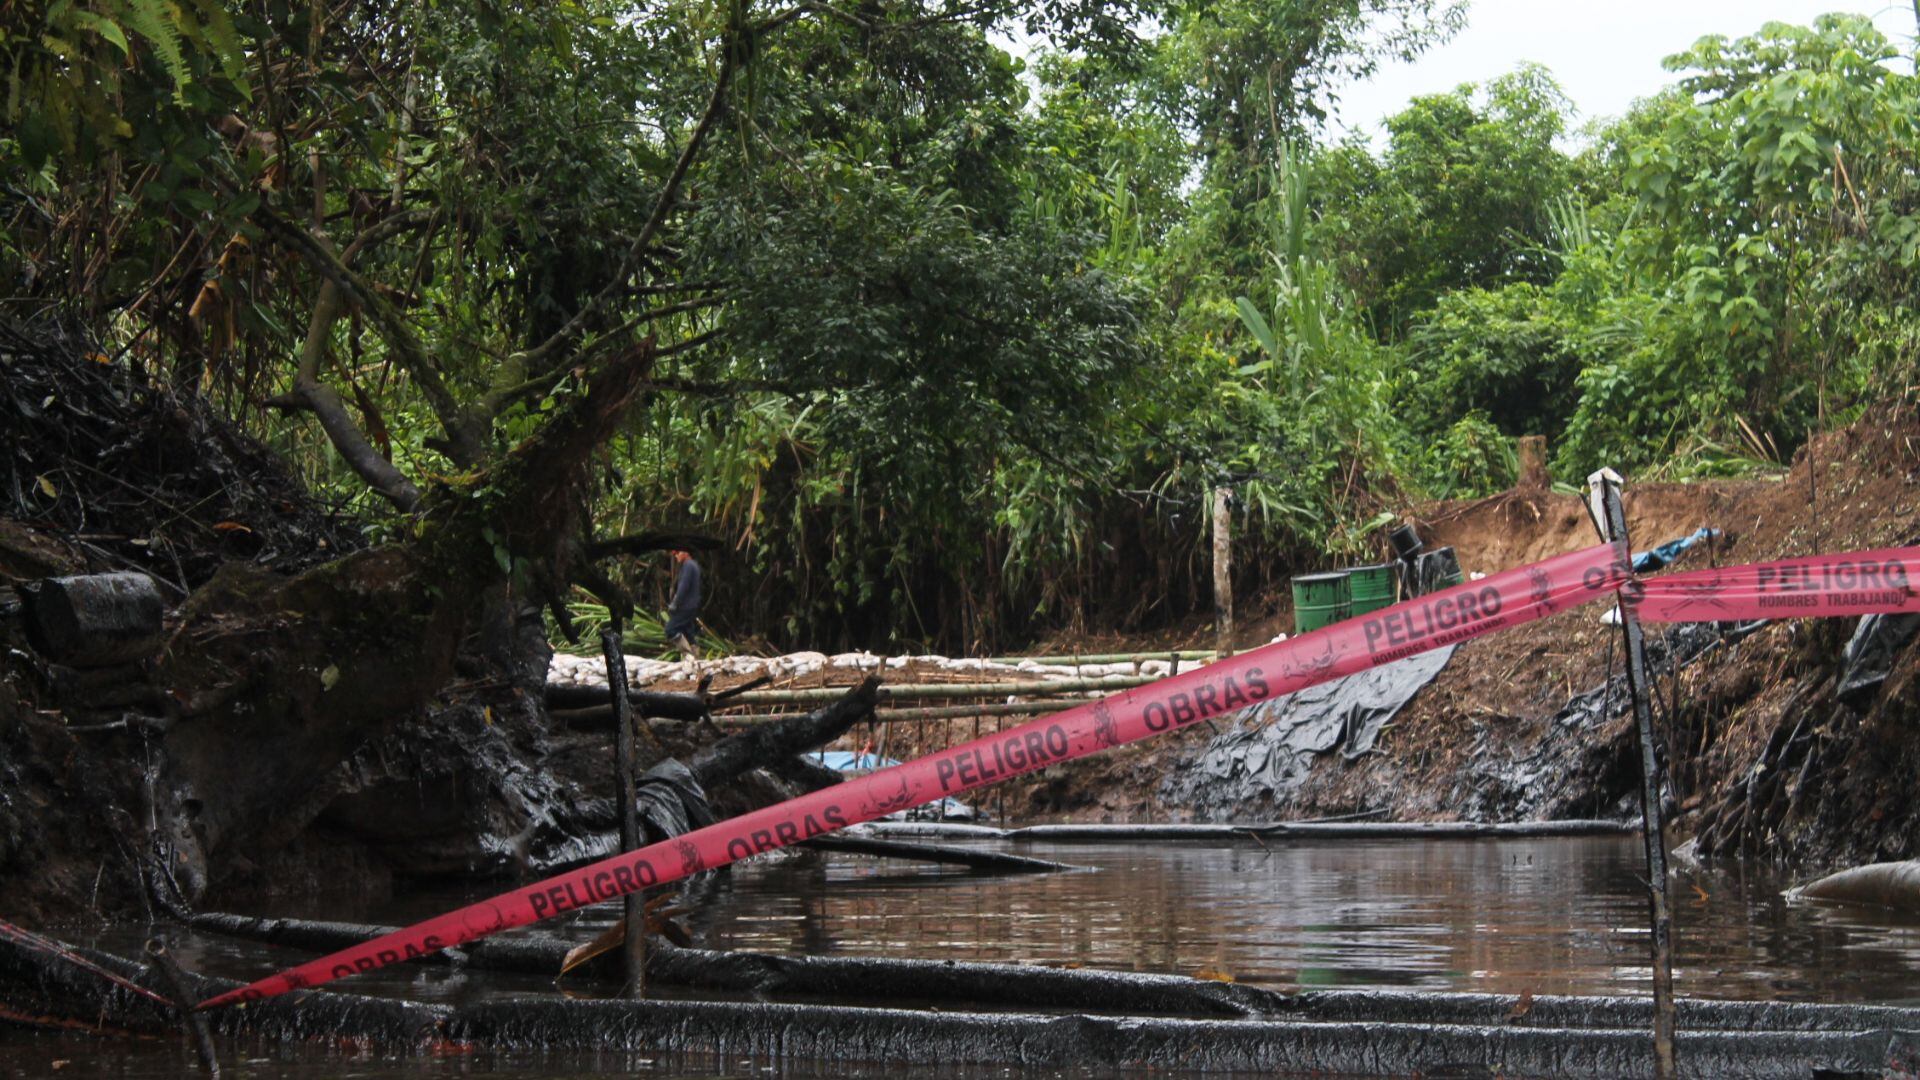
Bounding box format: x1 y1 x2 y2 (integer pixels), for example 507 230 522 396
109 0 191 101
185 0 249 91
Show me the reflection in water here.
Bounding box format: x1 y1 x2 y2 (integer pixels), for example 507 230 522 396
14 836 1920 1078
670 835 1920 1003
58 835 1920 1006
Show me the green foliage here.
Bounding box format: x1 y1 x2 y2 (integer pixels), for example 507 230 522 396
550 594 732 659
1558 14 1920 471
1419 413 1516 498
1312 64 1579 336
2 0 250 169
9 0 1918 656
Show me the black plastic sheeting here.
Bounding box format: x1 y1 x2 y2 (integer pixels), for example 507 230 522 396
1838 612 1920 706
1162 647 1457 819
634 758 716 844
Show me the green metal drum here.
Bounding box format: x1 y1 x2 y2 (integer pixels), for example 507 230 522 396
1291 571 1351 633
1346 563 1398 616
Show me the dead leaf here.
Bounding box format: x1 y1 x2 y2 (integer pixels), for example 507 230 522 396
1193 968 1235 983
560 924 625 977
320 664 340 691
1504 989 1535 1023
212 520 253 533
35 475 56 499
557 895 695 976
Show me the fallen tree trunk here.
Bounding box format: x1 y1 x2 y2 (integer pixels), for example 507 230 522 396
687 677 880 789
988 650 1220 665
548 674 774 722
19 571 165 667
547 686 710 715
10 928 1918 1077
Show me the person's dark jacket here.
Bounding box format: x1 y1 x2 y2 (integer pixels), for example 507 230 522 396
666 557 702 633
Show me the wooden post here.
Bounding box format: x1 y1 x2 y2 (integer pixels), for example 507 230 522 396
144 938 220 1077
1518 435 1550 491
599 628 647 998
1213 486 1233 660
1594 476 1677 1080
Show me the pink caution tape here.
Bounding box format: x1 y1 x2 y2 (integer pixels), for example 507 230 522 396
200 541 1632 1008
1635 546 1919 623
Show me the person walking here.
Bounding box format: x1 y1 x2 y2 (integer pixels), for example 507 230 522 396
664 548 703 662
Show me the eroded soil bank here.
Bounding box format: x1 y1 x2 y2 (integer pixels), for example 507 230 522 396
1003 409 1920 878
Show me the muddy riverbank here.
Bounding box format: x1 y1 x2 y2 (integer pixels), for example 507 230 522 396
989 411 1920 878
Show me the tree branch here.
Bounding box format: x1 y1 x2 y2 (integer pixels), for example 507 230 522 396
511 31 743 373
480 299 726 420
653 327 723 361
274 279 424 511
585 532 723 560
339 207 436 265
254 203 486 466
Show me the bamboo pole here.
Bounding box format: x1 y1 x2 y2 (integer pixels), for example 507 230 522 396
716 675 1164 705
713 701 1085 726
986 650 1219 665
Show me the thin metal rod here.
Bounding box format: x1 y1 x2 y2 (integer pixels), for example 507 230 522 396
1600 479 1677 1079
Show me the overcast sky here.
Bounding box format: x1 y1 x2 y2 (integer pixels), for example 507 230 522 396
1328 1 1917 143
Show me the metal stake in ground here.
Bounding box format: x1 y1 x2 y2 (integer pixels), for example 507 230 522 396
600 627 647 997
1589 471 1677 1080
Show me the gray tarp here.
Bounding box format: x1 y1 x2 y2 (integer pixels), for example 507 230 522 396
1162 646 1457 818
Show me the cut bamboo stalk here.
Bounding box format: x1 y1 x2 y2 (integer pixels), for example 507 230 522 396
718 700 1080 725
986 650 1219 665
718 674 1168 705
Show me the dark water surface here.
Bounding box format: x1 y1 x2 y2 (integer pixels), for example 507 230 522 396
677 834 1920 1003
8 834 1920 1077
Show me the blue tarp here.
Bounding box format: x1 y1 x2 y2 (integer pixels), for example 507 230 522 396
810 750 976 819
1633 527 1721 572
